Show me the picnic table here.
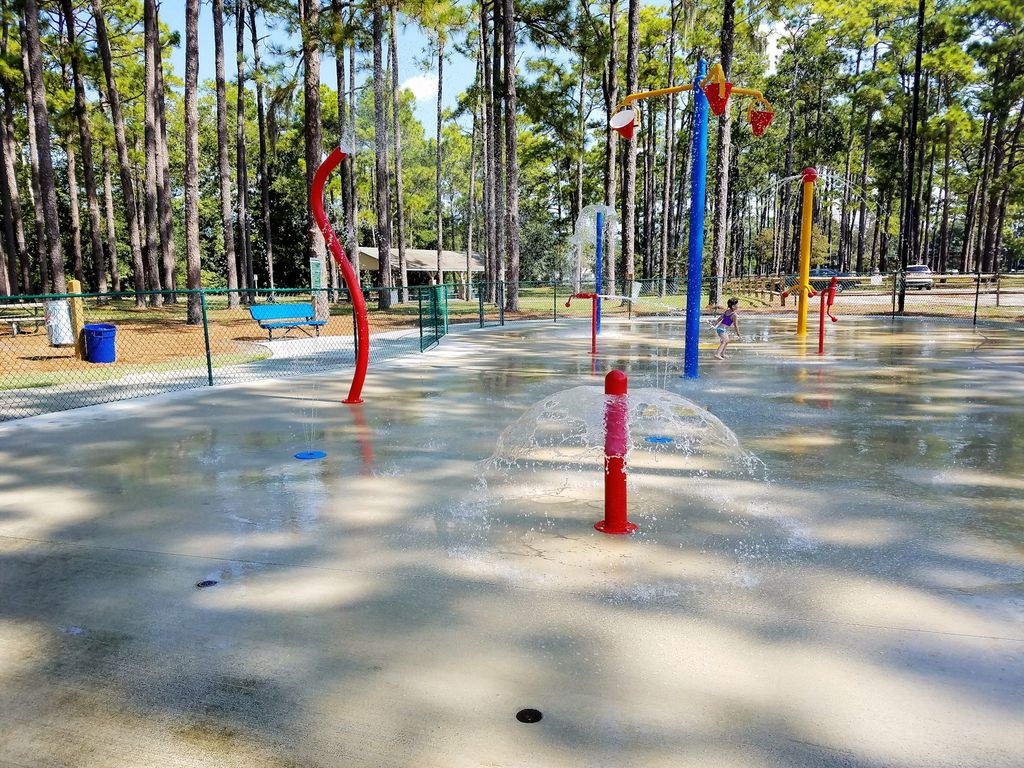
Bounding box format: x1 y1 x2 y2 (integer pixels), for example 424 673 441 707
0 302 44 336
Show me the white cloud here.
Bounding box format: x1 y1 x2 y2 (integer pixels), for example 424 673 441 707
400 75 439 102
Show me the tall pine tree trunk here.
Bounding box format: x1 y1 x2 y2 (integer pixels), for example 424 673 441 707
466 99 478 298
22 1 65 293
573 47 585 292
991 103 1023 271
838 46 862 270
856 111 874 274
936 111 951 274
491 0 505 302
92 0 144 304
348 10 359 277
0 107 23 295
709 0 735 307
434 38 444 286
502 0 520 311
388 2 408 299
143 0 163 305
480 3 497 299
213 0 239 307
779 34 799 277
154 10 176 300
251 3 274 293
300 0 327 296
897 0 926 312
236 0 253 299
371 0 392 308
601 0 618 296
621 0 639 296
101 145 120 291
971 114 994 273
659 0 678 296
61 0 106 297
66 142 84 284
981 109 1008 272
641 98 654 280
0 94 28 294
184 0 202 323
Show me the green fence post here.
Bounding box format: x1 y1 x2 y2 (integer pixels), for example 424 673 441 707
890 272 898 322
418 288 424 351
973 269 981 326
442 284 449 334
200 291 214 386
436 286 441 340
552 280 557 323
499 282 505 326
478 281 485 327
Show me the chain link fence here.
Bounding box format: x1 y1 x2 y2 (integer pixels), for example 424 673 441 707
3 273 1021 421
0 287 424 421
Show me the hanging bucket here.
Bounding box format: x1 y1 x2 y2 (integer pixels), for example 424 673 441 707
703 82 732 116
750 109 775 136
610 108 638 140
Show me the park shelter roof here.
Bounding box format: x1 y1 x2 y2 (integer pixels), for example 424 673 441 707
356 248 483 273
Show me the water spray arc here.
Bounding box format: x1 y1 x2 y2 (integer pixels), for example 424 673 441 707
310 148 368 404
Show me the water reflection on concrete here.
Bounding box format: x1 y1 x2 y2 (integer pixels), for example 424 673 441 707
0 315 1021 767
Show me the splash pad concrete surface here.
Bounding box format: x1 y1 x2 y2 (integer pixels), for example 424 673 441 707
1 316 1022 768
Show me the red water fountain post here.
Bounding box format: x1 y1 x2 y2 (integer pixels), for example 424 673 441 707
818 283 827 355
818 276 839 355
595 369 637 535
564 292 599 355
311 148 368 404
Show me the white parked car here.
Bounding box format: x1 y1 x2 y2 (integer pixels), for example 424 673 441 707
905 264 933 290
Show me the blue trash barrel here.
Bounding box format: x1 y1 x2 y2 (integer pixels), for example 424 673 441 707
83 323 117 364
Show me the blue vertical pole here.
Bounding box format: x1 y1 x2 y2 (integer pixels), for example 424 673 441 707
595 210 604 334
684 59 710 379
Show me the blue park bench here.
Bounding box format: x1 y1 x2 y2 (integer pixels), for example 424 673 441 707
248 303 327 340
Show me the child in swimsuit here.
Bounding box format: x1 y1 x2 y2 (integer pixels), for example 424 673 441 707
710 298 741 360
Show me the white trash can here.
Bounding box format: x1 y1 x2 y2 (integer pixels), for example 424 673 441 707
45 299 74 346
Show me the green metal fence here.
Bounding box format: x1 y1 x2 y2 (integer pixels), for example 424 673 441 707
418 285 450 351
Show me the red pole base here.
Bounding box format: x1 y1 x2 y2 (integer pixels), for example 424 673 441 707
595 519 638 535
343 397 364 405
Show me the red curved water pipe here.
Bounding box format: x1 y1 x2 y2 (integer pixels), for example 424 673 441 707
818 276 839 355
310 148 368 404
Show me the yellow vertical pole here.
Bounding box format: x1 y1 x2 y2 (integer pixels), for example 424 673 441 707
68 278 86 359
796 167 817 337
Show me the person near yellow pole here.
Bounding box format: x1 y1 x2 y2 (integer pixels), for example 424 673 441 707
796 167 817 337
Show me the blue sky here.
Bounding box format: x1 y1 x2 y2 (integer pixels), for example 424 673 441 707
162 4 475 138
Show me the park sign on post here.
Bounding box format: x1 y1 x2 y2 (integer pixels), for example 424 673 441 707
310 257 328 320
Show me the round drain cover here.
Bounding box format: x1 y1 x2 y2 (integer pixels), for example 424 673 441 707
195 580 218 589
516 708 542 723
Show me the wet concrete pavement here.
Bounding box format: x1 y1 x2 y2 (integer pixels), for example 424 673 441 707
1 316 1022 767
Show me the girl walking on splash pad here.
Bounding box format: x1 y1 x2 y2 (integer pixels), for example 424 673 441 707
710 298 742 360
